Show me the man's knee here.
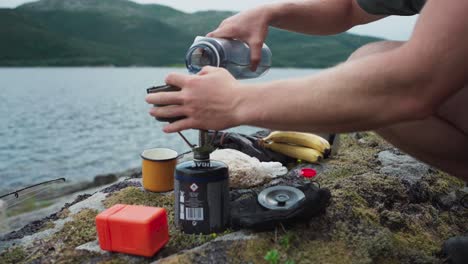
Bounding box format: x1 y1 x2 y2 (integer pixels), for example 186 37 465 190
348 41 405 61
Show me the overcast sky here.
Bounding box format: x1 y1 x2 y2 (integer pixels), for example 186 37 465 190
2 0 418 40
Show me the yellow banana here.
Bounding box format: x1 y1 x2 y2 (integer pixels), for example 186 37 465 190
264 142 323 163
262 131 331 156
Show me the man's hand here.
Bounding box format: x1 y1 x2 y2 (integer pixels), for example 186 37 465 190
207 7 271 71
205 1 383 71
145 67 245 133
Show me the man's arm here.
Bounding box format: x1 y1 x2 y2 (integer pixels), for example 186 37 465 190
207 0 383 69
234 0 468 133
267 0 384 35
149 0 468 134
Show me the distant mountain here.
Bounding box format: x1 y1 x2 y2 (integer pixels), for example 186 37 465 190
0 0 381 67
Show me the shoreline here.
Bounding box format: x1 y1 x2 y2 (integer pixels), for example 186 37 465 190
0 167 141 235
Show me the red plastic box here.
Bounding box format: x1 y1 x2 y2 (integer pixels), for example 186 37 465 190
96 204 169 257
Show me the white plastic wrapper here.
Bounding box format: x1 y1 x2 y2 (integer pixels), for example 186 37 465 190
211 149 287 188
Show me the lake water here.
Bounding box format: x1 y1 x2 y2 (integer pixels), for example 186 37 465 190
0 67 317 192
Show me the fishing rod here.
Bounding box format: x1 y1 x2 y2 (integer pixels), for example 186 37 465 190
0 178 66 199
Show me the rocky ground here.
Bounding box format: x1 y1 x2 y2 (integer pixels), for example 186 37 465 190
0 133 466 264
0 168 139 235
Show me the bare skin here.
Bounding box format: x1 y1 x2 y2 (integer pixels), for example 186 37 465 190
146 0 468 179
349 41 468 177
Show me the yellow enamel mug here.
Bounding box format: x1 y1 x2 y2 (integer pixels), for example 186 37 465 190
141 148 178 192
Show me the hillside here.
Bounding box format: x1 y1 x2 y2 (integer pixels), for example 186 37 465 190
1 0 381 67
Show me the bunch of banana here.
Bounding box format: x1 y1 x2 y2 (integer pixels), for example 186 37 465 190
261 131 331 163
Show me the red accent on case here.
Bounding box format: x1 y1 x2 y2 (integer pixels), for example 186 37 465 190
300 168 317 179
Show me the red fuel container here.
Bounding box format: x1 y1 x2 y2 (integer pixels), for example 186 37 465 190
96 204 169 257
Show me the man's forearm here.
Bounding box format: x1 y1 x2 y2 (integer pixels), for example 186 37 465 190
264 0 383 35
236 0 468 134
236 48 429 133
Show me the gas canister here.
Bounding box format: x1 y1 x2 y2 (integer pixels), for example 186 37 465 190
174 150 229 234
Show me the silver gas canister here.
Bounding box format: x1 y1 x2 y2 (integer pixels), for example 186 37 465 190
185 36 272 79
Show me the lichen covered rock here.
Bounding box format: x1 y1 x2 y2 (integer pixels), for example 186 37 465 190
377 150 431 183
1 133 466 264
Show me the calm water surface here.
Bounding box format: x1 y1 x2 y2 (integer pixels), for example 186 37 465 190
0 67 317 191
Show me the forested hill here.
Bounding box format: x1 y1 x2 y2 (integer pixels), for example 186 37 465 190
0 0 381 67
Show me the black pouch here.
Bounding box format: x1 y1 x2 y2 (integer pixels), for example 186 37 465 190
209 130 336 165
230 182 331 230
208 130 294 164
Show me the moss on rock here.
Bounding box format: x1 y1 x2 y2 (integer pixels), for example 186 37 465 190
213 133 466 264
157 133 467 263
318 171 463 263
2 132 466 263
103 186 173 209
294 240 365 264
38 220 56 232
3 209 100 263
53 208 99 248
223 231 367 264
0 247 27 264
103 186 227 256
